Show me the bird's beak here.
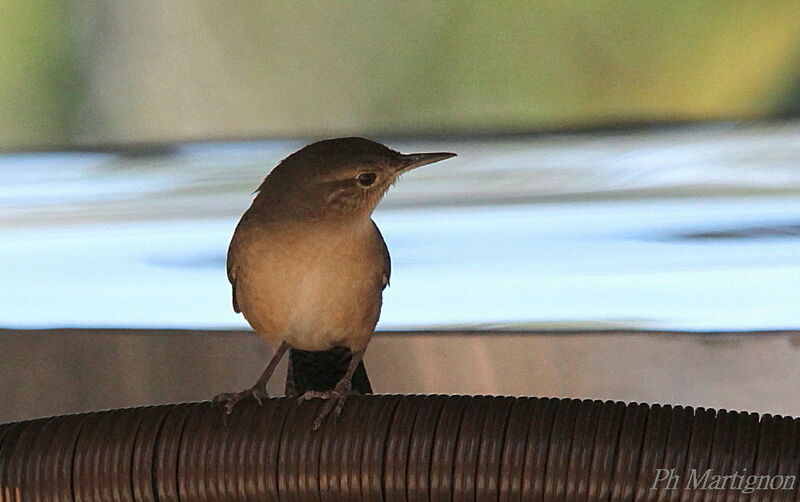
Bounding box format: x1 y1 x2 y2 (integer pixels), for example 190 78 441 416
395 151 456 173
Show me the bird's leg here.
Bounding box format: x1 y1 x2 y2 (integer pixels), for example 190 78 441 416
214 340 289 414
299 349 365 430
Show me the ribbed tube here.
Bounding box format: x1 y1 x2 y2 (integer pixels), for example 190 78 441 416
1 395 799 501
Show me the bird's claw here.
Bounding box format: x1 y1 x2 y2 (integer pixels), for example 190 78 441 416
296 390 329 404
298 386 351 430
213 386 269 415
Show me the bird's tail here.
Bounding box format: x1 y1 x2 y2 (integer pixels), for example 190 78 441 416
284 346 372 396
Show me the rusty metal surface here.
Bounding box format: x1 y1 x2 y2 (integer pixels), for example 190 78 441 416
2 395 800 501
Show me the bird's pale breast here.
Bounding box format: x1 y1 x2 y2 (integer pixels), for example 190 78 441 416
230 218 384 352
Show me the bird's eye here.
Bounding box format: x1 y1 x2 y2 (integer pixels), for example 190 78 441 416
356 172 377 187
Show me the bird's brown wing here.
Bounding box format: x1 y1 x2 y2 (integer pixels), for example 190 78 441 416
373 220 391 290
226 240 241 314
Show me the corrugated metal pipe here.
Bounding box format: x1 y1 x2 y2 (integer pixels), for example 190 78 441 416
1 395 799 501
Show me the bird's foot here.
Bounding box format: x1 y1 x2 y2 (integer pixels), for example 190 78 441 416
298 383 352 430
213 385 269 415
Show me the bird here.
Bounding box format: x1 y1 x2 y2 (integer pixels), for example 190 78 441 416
214 137 455 428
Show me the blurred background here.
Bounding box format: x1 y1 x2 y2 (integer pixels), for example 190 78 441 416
2 1 800 422
4 1 800 147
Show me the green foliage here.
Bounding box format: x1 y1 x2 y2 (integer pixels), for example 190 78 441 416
0 0 78 149
2 1 799 148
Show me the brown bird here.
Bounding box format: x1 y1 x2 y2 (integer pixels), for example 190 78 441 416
215 137 455 428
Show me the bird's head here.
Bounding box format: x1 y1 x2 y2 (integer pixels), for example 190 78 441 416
255 137 456 219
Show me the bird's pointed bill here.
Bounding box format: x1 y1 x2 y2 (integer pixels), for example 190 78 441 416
396 152 456 173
